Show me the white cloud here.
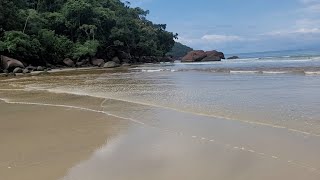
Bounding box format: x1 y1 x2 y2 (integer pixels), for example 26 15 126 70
300 0 320 4
201 34 244 43
264 27 320 36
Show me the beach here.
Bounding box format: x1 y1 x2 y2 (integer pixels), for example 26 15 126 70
0 85 128 180
1 57 320 180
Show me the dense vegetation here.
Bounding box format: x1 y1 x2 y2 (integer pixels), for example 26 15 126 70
0 0 177 66
167 42 193 58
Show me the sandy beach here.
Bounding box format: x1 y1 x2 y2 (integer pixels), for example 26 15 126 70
0 94 128 180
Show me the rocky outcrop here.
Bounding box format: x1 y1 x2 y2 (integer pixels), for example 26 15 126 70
63 58 75 67
0 55 25 71
104 61 120 68
205 50 225 60
181 50 207 62
181 50 225 62
227 56 239 59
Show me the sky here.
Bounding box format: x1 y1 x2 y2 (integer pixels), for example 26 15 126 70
127 0 320 54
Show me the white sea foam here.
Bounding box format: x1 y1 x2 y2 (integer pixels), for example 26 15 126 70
305 71 320 75
262 71 289 74
230 71 261 74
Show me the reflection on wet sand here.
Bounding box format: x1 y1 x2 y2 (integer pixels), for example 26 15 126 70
0 90 128 180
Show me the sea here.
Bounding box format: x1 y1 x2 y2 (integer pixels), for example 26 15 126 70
1 49 320 180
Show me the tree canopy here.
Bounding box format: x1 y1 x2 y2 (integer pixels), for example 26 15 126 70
0 0 177 65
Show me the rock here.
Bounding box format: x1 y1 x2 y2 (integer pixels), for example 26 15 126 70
181 50 225 62
202 55 221 61
36 66 44 71
76 58 89 67
63 58 75 67
3 69 9 74
181 50 207 62
205 50 225 59
13 67 23 73
0 73 8 77
91 58 105 67
0 55 25 71
103 61 120 68
76 62 83 67
227 56 239 59
8 72 16 77
112 57 121 64
26 65 36 71
23 68 30 74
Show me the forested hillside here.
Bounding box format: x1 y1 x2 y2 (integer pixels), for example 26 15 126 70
0 0 177 66
167 42 193 58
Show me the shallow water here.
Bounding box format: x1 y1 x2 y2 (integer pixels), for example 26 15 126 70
1 57 320 180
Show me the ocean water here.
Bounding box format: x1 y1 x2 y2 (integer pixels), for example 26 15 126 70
1 53 320 179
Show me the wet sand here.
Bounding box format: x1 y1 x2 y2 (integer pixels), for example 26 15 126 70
0 100 127 180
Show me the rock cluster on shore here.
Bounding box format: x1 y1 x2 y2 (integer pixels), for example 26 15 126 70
181 50 225 62
0 53 174 77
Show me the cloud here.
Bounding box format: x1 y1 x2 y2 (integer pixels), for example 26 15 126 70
264 28 320 36
300 0 320 4
201 34 244 43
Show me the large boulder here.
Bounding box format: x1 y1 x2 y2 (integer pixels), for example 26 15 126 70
26 65 36 71
227 56 239 59
63 58 75 67
181 50 225 62
103 61 120 68
36 66 44 71
23 68 30 74
13 67 23 73
202 50 225 61
181 50 207 62
91 58 104 67
0 55 25 71
205 50 225 60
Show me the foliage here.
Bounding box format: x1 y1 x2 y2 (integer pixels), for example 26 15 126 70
73 40 99 60
37 29 73 64
0 0 177 65
167 42 193 58
0 31 41 64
